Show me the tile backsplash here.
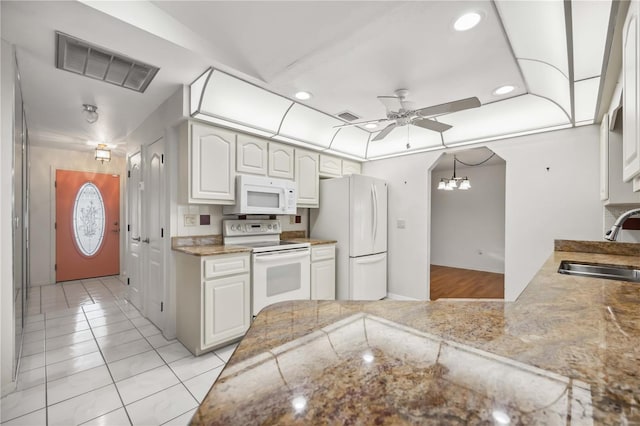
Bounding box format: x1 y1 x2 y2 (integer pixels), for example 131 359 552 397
175 204 309 237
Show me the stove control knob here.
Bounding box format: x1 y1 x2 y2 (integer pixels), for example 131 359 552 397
273 223 279 230
267 224 272 230
230 225 236 231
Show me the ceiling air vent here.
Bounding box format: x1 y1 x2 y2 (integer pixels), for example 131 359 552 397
55 32 159 93
336 111 360 122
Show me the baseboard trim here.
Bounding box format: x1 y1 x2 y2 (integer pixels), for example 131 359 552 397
386 293 422 301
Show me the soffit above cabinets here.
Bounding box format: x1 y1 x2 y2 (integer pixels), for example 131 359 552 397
184 1 617 161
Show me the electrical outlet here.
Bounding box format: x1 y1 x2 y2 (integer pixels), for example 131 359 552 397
289 216 295 225
295 215 302 224
184 214 197 227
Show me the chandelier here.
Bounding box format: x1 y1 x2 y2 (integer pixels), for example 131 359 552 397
437 155 470 191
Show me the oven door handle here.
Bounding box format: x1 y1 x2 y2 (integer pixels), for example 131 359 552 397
253 250 310 262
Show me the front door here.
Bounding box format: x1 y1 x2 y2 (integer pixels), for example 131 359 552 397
56 170 120 282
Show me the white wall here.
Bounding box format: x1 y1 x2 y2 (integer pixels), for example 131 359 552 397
28 145 126 286
364 125 603 301
1 39 16 395
431 162 505 273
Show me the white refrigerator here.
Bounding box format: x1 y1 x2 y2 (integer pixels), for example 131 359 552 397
310 175 387 300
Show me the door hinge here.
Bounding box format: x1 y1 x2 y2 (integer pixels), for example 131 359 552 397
161 154 164 164
160 302 164 312
54 180 57 188
127 224 131 232
161 228 164 238
127 278 130 286
54 264 57 271
54 222 57 230
127 170 131 178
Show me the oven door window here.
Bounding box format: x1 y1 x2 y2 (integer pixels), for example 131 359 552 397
247 190 280 209
266 263 301 296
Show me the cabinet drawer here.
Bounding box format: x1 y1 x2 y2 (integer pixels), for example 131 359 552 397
203 255 250 279
311 245 335 262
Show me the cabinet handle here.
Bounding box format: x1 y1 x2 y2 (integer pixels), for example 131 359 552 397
142 238 150 244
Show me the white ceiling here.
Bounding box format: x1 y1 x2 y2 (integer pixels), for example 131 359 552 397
0 1 616 159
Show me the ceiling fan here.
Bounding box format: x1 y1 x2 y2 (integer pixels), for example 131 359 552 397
336 89 481 141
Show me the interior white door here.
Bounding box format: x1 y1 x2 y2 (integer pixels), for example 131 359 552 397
144 138 165 329
349 253 387 300
127 152 143 310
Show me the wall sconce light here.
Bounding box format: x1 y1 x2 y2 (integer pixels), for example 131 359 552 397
95 144 111 163
83 104 99 124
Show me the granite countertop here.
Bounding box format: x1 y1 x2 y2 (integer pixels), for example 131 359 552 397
171 233 335 256
192 242 640 425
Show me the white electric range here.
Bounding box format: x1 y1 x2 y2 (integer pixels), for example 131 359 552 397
223 219 310 316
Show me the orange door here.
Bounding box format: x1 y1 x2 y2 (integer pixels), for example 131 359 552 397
56 170 120 282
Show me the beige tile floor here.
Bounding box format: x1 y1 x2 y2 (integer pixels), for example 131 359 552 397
1 277 236 425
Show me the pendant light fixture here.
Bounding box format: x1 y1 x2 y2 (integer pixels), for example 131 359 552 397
437 155 470 191
95 144 111 163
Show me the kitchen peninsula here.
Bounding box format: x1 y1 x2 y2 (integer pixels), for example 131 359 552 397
191 241 640 425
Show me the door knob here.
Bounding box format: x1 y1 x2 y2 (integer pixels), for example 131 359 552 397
132 237 141 242
142 238 150 243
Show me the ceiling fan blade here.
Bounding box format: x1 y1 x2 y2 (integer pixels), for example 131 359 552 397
371 123 397 141
377 96 402 112
412 118 452 133
416 96 481 117
333 118 387 128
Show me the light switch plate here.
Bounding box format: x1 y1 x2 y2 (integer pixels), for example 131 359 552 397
184 214 197 227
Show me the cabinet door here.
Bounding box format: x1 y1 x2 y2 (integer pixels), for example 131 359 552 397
342 160 362 175
319 155 342 178
237 134 267 175
190 123 236 202
311 259 335 300
622 1 640 181
268 142 294 179
202 273 250 348
295 149 319 207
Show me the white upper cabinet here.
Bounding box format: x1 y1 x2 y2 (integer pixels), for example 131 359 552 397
181 122 236 204
622 0 640 181
295 149 319 208
268 142 294 180
236 134 267 175
319 154 342 178
342 160 362 176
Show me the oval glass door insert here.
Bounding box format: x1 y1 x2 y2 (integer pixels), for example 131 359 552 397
72 182 106 257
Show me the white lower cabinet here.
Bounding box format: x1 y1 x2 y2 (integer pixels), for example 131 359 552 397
176 252 250 355
310 244 335 300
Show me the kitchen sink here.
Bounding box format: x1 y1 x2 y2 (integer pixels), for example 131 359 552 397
558 260 640 283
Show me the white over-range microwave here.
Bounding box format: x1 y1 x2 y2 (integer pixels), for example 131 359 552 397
223 175 297 215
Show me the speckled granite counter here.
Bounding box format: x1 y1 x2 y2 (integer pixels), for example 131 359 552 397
171 234 251 256
192 245 640 425
285 237 337 246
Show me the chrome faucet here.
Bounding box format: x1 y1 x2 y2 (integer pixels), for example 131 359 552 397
605 207 640 241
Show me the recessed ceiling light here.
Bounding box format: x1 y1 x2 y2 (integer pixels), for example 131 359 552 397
294 91 312 100
364 123 378 129
454 12 482 31
493 85 515 96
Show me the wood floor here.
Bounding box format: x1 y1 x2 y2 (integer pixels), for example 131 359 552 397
430 265 504 300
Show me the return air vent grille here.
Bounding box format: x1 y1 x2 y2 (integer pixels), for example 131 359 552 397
336 111 360 122
55 32 159 93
